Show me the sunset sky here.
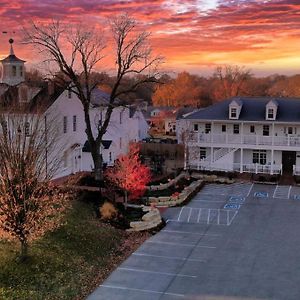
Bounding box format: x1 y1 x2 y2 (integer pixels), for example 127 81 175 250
1 0 300 76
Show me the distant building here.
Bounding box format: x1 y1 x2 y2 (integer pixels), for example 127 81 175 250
179 97 300 176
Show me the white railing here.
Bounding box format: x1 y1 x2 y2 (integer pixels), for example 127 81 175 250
189 161 282 175
293 165 300 176
189 132 300 148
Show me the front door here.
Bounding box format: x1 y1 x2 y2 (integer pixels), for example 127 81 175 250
72 148 82 174
282 151 296 175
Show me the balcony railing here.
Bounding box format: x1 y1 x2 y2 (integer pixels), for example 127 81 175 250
189 161 282 175
189 132 300 147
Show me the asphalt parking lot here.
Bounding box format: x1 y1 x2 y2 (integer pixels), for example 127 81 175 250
88 182 300 300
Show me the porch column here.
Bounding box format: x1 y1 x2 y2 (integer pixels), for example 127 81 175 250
210 147 214 171
211 121 214 143
271 149 274 175
240 148 243 173
272 123 275 146
80 148 83 171
241 122 244 144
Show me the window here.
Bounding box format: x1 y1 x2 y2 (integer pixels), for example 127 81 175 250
109 152 112 161
25 122 30 136
222 125 226 132
267 108 274 119
233 124 239 134
12 66 16 77
68 90 72 99
119 137 122 149
193 124 198 131
230 108 237 118
73 115 77 132
263 125 269 136
250 125 255 133
19 66 23 77
288 127 293 135
205 123 211 134
120 111 122 124
200 148 206 160
253 150 267 165
63 116 67 133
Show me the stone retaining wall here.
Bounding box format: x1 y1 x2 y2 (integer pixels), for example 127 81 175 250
147 172 188 191
127 206 162 232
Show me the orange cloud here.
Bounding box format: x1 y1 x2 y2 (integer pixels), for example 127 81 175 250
0 0 300 76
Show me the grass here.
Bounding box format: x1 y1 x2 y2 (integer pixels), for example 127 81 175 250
0 200 146 300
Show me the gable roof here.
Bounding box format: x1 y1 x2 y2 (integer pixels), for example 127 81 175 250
183 97 300 123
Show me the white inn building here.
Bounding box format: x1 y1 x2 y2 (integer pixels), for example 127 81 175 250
178 97 300 176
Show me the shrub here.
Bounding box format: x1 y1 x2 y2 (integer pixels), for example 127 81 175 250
100 202 118 221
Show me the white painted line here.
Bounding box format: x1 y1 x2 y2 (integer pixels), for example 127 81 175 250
100 285 185 298
146 240 216 249
118 267 197 278
247 183 254 197
217 209 220 225
228 210 238 226
193 200 224 203
197 208 202 223
161 230 220 236
133 252 206 263
207 209 211 224
226 210 229 225
177 206 184 221
187 208 192 223
288 186 292 199
273 185 279 198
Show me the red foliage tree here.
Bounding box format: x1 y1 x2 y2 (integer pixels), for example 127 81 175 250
105 144 151 207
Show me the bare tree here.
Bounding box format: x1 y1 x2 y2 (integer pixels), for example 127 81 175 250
212 65 252 101
0 111 69 260
23 14 162 180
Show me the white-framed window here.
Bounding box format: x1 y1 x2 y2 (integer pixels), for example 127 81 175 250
230 108 237 119
63 116 67 134
233 124 239 134
263 125 269 136
25 122 30 136
109 152 112 161
267 108 274 119
253 150 267 165
205 123 211 134
200 147 206 160
73 115 77 132
12 65 17 77
288 127 293 135
250 125 255 133
68 90 72 99
222 125 226 132
19 66 23 77
193 124 198 131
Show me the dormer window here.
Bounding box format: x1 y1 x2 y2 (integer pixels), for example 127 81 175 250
230 108 237 119
267 108 274 119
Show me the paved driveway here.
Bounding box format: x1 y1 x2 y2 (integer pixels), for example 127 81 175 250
88 182 300 300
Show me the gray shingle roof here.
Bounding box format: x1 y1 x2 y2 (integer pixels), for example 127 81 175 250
183 97 300 122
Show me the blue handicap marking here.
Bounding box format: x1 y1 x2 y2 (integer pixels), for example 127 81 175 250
294 195 300 201
254 192 268 198
224 203 240 210
229 196 245 204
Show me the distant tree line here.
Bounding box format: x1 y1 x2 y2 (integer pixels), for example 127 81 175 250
26 65 300 108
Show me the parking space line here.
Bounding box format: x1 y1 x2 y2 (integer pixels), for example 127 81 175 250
133 252 206 263
100 285 185 298
273 185 279 198
146 240 216 249
118 267 197 278
288 186 292 199
161 230 220 236
207 209 211 224
187 208 192 222
247 183 254 197
217 209 220 225
177 207 184 221
228 210 238 226
226 210 229 225
197 208 202 223
193 200 224 203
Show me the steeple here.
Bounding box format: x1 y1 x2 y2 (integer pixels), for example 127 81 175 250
0 39 26 86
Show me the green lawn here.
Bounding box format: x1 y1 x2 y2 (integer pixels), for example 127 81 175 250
0 200 143 300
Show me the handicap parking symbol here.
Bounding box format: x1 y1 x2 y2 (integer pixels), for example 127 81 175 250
294 195 300 201
228 196 245 204
254 192 268 198
224 203 240 210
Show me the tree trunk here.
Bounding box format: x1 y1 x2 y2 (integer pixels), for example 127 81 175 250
93 155 103 181
19 239 28 262
124 190 128 210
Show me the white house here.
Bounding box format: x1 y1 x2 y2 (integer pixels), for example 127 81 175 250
178 97 300 176
0 40 149 179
